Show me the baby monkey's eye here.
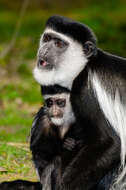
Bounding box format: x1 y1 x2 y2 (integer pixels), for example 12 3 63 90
46 99 53 108
43 34 51 42
56 99 66 107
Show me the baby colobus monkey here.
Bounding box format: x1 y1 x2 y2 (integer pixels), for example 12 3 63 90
33 15 126 189
30 91 78 190
0 90 78 190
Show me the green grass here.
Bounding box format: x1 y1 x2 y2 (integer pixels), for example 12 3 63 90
0 143 37 182
0 74 43 181
0 76 42 181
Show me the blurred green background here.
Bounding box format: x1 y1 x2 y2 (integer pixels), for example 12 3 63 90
0 0 126 182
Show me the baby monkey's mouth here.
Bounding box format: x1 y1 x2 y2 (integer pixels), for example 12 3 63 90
50 114 63 119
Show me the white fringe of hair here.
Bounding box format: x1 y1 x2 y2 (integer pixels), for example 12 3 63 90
90 72 126 190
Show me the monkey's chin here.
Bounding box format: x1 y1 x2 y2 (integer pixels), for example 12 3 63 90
51 118 64 126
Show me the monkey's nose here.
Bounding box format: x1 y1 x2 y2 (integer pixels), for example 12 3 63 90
38 59 48 67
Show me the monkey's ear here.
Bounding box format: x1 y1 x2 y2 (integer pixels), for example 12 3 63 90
83 41 96 58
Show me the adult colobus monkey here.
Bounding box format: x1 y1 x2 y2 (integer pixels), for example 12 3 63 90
30 91 77 190
33 15 126 189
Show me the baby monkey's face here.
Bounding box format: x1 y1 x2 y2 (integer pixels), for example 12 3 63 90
45 98 66 119
44 93 74 126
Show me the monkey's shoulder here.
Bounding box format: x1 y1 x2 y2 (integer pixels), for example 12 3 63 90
93 49 126 77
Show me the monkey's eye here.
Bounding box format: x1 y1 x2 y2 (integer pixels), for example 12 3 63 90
56 99 66 107
43 34 51 42
46 99 53 108
54 39 66 48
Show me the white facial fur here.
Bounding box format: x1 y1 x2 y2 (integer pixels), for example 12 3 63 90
33 28 87 89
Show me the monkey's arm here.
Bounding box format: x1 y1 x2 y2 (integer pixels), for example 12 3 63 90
60 135 120 190
63 138 77 151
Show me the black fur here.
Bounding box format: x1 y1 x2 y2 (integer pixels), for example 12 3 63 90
0 180 42 190
46 15 97 46
41 84 70 96
30 107 62 179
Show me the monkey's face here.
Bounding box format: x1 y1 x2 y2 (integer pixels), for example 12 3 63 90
45 98 66 118
34 28 87 89
37 32 69 71
45 97 66 126
44 93 75 126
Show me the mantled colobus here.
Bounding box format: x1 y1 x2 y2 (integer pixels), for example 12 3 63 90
30 91 84 190
1 15 126 190
33 15 126 190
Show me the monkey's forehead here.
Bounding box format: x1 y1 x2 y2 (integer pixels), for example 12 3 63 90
45 15 97 45
46 97 66 102
44 93 70 101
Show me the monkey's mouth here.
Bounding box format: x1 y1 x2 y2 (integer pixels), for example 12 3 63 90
38 59 53 70
51 115 63 119
39 60 49 67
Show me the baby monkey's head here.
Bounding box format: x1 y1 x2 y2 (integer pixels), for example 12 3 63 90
45 97 66 118
44 93 74 126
